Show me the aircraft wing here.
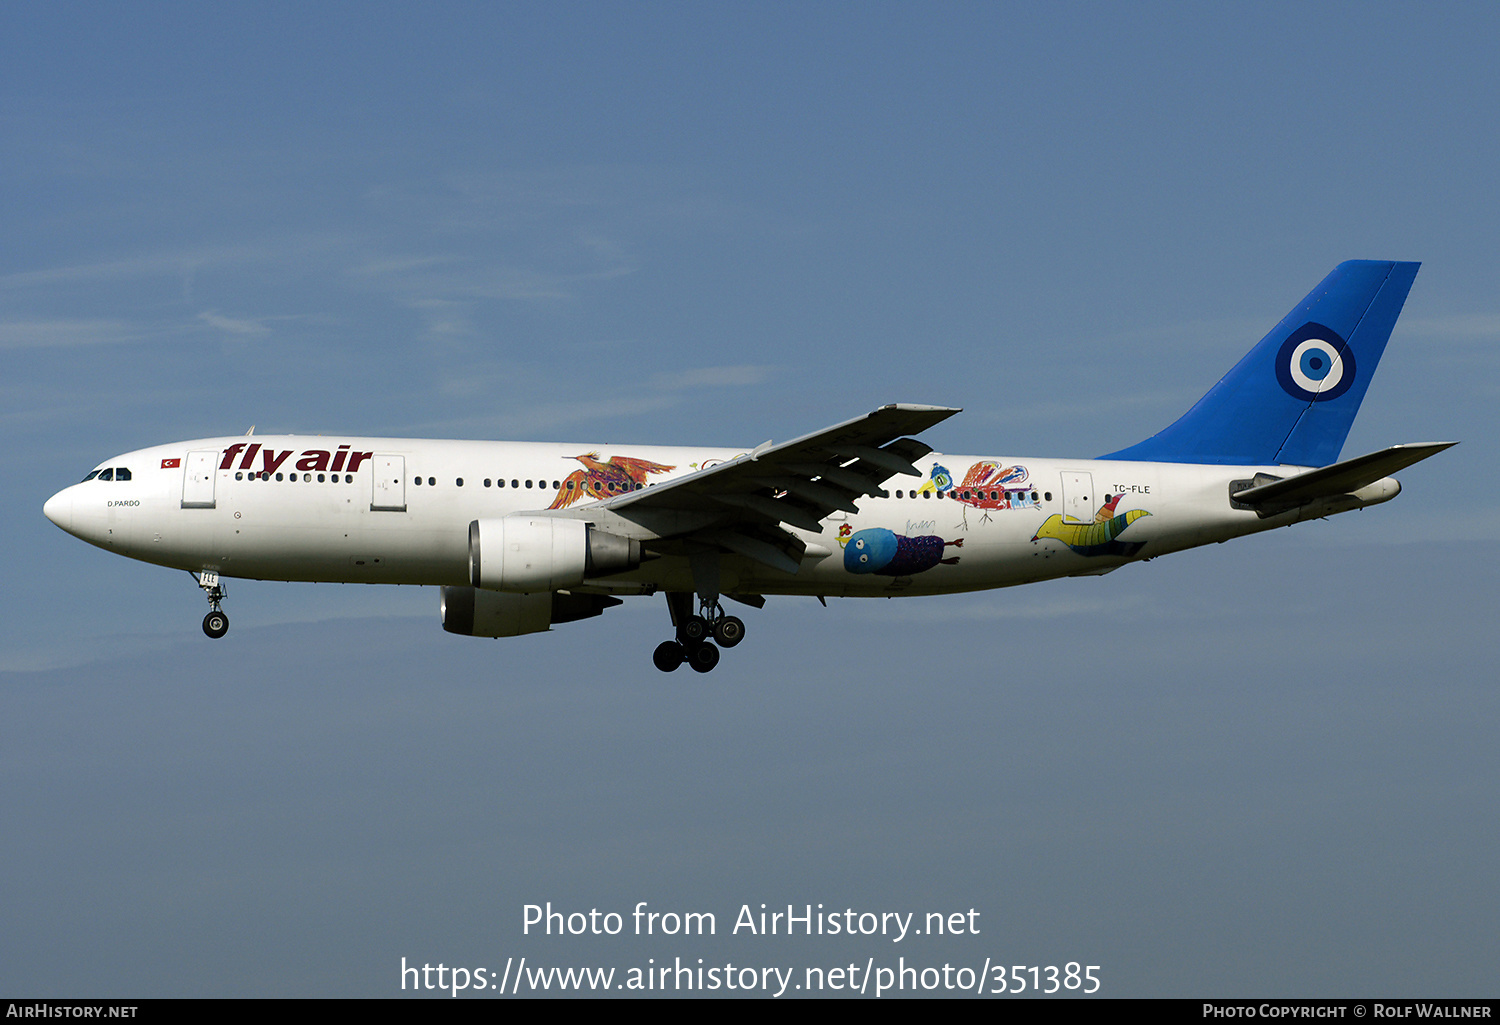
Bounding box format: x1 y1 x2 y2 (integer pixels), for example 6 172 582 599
578 403 961 574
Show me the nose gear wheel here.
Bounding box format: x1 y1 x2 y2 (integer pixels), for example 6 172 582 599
195 571 230 639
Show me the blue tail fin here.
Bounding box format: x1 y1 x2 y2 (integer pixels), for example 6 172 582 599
1100 261 1420 466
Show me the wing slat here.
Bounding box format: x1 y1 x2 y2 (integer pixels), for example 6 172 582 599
591 403 960 544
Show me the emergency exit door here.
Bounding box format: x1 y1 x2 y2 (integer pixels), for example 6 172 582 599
370 454 407 512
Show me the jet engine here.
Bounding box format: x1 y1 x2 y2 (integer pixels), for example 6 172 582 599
440 585 623 637
467 515 642 592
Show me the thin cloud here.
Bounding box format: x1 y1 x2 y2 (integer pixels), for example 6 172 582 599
0 610 429 674
346 254 461 278
971 390 1185 426
400 394 679 438
1093 316 1270 350
0 246 259 290
866 593 1152 624
198 311 271 335
1401 314 1500 342
360 257 629 303
652 365 775 390
0 318 139 349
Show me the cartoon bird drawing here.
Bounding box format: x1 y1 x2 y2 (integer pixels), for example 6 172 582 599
1093 493 1123 523
948 461 1032 524
914 463 954 497
841 527 963 576
1032 508 1151 557
549 453 675 509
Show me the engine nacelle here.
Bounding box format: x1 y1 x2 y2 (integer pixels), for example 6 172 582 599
468 515 641 593
440 586 623 637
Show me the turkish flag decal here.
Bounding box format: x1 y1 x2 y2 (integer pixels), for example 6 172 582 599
161 458 181 469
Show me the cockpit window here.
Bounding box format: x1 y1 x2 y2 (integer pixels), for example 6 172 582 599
114 467 132 481
81 470 101 482
98 468 114 481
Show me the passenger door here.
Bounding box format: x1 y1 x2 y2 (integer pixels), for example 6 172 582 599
1060 470 1095 524
181 450 218 509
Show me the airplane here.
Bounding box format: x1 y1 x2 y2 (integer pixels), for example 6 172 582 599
42 260 1452 673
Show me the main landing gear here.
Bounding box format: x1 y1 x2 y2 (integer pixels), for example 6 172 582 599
197 571 229 639
653 592 744 673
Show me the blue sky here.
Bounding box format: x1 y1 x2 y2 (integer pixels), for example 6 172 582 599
3 2 1497 997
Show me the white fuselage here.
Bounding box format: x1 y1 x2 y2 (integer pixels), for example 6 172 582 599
42 434 1392 599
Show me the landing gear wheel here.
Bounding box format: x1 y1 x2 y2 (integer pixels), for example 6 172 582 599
202 610 229 639
688 642 720 673
713 616 745 648
652 640 685 673
680 615 709 644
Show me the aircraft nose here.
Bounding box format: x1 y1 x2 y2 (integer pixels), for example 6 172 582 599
43 488 73 532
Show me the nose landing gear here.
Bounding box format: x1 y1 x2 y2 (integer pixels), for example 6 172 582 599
196 571 229 639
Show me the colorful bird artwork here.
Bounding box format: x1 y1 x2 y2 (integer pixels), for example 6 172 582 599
919 461 1035 526
840 526 963 576
953 461 1034 524
549 453 676 509
1031 507 1151 557
914 463 955 497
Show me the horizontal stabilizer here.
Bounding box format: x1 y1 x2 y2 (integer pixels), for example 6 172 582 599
1231 442 1455 510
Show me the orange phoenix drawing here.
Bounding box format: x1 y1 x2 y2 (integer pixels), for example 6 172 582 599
549 453 676 509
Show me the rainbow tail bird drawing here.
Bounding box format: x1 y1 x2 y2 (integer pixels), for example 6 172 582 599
1032 508 1151 557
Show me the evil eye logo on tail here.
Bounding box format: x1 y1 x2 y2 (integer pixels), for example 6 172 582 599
1275 322 1355 402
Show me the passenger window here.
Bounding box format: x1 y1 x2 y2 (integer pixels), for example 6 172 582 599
457 478 464 487
304 473 311 482
484 479 491 488
236 472 244 481
526 480 533 488
344 474 353 483
428 477 435 486
1044 491 1052 502
921 490 929 499
317 473 325 482
566 481 575 490
275 472 284 481
115 468 131 481
99 469 114 481
511 480 518 489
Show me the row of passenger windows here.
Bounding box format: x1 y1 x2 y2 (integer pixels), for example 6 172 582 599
222 471 642 492
84 461 1055 509
891 488 1048 502
235 471 355 483
409 477 644 492
215 469 1048 504
398 478 1046 503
